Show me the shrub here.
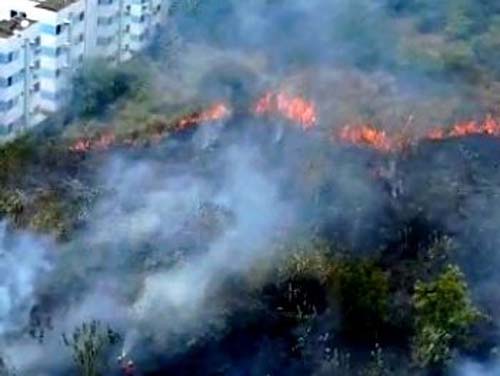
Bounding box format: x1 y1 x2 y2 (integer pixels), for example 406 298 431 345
327 260 390 341
411 265 484 368
62 320 121 376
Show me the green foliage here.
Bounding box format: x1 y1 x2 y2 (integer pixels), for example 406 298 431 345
441 41 476 74
278 240 333 283
473 15 500 77
71 60 146 118
328 260 390 339
444 0 475 40
0 136 36 183
28 191 72 238
397 38 446 74
62 320 121 376
331 0 396 69
411 265 484 367
259 241 337 324
0 190 24 219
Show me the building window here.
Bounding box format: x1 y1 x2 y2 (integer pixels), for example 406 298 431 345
56 24 62 35
9 10 25 18
0 99 14 112
130 33 145 42
0 51 18 64
33 82 40 92
97 16 114 25
79 12 85 21
55 69 61 78
131 15 146 23
97 36 114 46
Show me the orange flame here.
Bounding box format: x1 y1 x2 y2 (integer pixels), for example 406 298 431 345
177 102 232 130
337 124 395 152
427 115 500 140
425 128 445 140
69 89 500 156
336 115 500 152
254 91 317 130
69 102 231 153
69 131 116 153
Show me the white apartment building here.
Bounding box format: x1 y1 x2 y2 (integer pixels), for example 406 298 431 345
0 0 168 138
4 0 87 113
126 0 165 58
0 16 43 137
85 0 166 63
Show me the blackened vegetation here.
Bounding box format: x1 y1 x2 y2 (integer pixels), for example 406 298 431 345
147 127 499 375
2 112 500 374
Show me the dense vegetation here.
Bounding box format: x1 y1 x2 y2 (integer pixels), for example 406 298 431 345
2 1 500 375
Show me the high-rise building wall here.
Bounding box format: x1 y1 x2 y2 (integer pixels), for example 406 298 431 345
0 17 44 138
0 0 169 139
126 0 165 58
85 0 121 63
1 0 86 114
84 0 167 64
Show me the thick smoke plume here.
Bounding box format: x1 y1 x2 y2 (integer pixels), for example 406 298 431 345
2 0 500 374
0 224 52 336
0 130 322 374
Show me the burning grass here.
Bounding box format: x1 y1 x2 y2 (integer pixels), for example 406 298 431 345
254 91 318 130
68 94 500 157
2 82 500 375
69 102 232 153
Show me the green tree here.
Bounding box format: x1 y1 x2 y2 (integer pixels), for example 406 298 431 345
411 265 484 368
62 320 121 376
473 15 500 77
71 60 146 118
328 260 390 340
445 0 475 40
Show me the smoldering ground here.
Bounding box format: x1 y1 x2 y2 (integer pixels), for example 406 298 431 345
0 114 388 375
2 0 500 374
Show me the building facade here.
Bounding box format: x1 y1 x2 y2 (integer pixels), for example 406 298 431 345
84 0 166 63
0 0 168 138
0 17 43 138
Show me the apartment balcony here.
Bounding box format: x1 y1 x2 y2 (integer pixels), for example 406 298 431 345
1 105 23 126
0 81 24 101
0 59 25 78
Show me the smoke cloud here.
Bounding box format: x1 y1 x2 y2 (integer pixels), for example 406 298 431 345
1 0 499 374
0 223 52 336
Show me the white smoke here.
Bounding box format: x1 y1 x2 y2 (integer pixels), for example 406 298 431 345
0 222 52 336
455 360 500 376
0 134 300 374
